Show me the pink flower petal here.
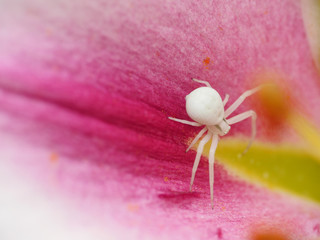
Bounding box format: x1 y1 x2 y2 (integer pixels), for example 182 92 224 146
1 0 320 239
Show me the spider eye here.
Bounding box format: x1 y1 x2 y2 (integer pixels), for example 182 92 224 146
186 87 224 125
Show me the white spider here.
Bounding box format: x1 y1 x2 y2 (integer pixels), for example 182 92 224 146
169 78 261 208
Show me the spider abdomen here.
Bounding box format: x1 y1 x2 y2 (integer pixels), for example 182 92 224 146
185 87 224 126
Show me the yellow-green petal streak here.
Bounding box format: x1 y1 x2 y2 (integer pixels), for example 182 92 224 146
201 139 320 204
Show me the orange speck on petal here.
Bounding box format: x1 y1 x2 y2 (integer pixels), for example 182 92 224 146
203 57 211 66
45 28 53 37
251 232 289 240
127 203 139 212
50 152 59 164
250 224 291 240
164 176 169 182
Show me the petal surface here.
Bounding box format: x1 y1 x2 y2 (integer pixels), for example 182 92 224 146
1 0 320 239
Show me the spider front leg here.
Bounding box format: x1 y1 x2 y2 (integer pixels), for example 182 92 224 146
226 110 257 154
168 117 202 127
191 78 212 88
208 134 219 209
190 132 212 191
223 94 229 106
224 86 261 118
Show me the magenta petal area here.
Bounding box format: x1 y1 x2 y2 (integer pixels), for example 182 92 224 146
1 0 320 239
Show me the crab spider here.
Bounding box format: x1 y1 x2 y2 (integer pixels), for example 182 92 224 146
169 78 261 208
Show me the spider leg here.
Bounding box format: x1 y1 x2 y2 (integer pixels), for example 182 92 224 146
168 117 202 127
209 134 219 209
226 110 257 154
191 78 212 88
224 86 261 118
186 127 208 152
223 94 229 107
190 132 212 191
